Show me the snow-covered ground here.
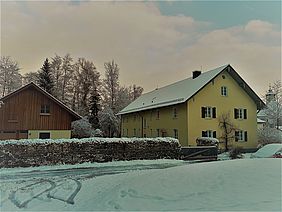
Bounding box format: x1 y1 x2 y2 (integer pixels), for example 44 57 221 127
1 158 281 211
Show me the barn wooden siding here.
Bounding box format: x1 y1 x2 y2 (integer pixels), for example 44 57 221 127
0 86 74 132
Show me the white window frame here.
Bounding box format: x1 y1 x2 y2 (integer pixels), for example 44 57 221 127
238 108 244 119
206 130 213 138
221 86 228 96
205 107 212 118
236 130 247 142
40 105 50 114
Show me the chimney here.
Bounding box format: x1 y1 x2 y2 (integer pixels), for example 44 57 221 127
192 70 201 79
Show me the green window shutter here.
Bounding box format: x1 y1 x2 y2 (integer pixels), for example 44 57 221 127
201 107 206 118
234 108 238 119
212 107 216 118
244 131 248 141
244 109 247 119
235 131 239 141
213 131 217 138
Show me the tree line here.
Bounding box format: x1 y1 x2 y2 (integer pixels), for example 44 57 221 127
0 55 143 137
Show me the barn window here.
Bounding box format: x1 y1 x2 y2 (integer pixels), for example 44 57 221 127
41 105 50 114
39 132 50 139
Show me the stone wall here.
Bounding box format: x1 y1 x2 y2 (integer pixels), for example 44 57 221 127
0 137 180 168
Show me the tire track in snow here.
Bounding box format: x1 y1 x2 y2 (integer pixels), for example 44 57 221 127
47 179 82 204
8 179 56 208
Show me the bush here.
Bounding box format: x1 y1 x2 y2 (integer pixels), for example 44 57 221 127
92 129 103 137
71 118 92 138
229 147 243 159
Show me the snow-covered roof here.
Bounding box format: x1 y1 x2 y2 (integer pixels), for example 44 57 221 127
118 64 265 115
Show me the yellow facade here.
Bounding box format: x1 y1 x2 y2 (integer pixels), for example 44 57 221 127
121 70 259 150
28 130 71 139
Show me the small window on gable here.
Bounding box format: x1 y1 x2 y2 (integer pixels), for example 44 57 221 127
41 105 50 114
221 86 228 96
156 110 160 120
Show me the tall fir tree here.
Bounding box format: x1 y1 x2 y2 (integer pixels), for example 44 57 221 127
38 58 54 94
88 88 101 129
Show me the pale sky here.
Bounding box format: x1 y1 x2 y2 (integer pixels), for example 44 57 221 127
1 1 281 96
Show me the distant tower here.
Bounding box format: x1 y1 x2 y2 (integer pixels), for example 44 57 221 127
266 85 276 104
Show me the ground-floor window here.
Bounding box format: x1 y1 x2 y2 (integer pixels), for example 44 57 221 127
202 130 216 138
39 132 50 139
235 130 248 142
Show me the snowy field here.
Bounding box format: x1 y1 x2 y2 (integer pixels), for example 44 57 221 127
1 159 281 211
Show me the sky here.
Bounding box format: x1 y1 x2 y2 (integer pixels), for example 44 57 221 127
1 1 281 96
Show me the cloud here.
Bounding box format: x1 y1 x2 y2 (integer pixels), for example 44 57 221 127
1 1 281 96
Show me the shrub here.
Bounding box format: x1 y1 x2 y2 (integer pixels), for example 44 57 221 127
229 147 243 159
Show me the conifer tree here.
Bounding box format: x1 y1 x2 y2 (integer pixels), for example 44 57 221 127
38 58 54 94
88 88 101 129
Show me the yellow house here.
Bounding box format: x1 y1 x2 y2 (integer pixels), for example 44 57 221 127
117 64 265 151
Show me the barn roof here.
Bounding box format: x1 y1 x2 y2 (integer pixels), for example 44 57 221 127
117 64 265 115
0 82 82 120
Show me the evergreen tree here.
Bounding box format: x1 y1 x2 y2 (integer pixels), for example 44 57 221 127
89 88 100 129
38 58 54 94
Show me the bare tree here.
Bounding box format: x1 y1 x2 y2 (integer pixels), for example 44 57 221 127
73 58 100 116
218 112 237 152
0 56 22 97
103 60 120 112
23 72 39 85
132 84 143 100
258 126 281 146
50 54 63 98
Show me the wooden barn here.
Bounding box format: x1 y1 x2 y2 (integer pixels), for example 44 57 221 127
0 82 82 140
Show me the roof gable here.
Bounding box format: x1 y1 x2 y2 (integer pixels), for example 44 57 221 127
0 82 82 120
118 64 265 115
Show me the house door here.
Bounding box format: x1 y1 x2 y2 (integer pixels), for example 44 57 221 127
39 132 51 139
